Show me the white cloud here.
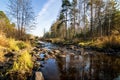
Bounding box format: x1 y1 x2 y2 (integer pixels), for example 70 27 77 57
32 0 61 37
38 0 55 17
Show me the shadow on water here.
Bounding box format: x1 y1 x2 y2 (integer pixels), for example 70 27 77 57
39 42 120 80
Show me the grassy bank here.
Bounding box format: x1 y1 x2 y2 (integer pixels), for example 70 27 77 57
0 33 33 79
79 35 120 52
44 35 120 53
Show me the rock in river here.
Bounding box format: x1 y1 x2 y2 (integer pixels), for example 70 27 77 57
35 72 44 80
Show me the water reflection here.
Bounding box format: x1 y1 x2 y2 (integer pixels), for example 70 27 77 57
58 53 120 80
39 42 120 80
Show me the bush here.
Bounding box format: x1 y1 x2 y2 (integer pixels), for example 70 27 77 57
103 35 120 49
11 50 33 72
8 38 19 51
16 41 27 49
93 35 120 50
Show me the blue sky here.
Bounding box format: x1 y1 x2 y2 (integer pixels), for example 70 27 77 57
0 0 62 37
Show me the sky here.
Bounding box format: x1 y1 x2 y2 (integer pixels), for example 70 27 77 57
0 0 62 37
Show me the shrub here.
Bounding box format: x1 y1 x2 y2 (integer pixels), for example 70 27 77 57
11 50 33 72
17 41 27 49
16 41 31 50
8 38 19 51
103 35 120 49
93 35 120 49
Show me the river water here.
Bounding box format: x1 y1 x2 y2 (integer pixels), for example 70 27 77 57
38 42 120 80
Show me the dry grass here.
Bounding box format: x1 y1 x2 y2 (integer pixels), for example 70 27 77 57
16 41 31 49
0 32 32 64
8 38 20 51
11 50 33 72
0 33 8 62
0 46 5 62
79 41 93 46
50 38 65 43
93 35 120 49
0 34 9 47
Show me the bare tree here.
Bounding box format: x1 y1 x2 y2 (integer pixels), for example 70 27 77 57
8 0 35 39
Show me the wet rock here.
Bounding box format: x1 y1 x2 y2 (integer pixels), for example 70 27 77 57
54 52 60 56
30 51 36 56
36 57 41 61
41 58 45 61
33 48 40 53
40 64 44 68
36 61 41 66
80 48 84 55
35 72 44 80
4 52 15 58
54 50 61 53
59 54 66 58
69 45 75 50
0 64 4 70
69 53 75 56
42 48 47 52
48 51 54 55
52 55 56 58
44 53 49 58
84 52 89 55
76 50 81 55
32 55 37 61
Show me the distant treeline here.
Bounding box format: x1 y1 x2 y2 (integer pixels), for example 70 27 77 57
44 0 120 41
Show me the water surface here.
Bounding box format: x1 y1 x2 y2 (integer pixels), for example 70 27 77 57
39 42 120 80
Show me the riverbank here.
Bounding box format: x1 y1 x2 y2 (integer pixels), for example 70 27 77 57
43 35 120 55
0 34 35 80
30 41 120 80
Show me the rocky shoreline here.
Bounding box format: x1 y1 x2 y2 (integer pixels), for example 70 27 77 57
1 40 119 80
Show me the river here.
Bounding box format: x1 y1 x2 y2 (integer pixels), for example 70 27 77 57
38 41 120 80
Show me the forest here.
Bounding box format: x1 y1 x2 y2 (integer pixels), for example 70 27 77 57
44 0 120 51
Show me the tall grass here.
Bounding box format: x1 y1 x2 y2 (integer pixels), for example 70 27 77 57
93 35 120 49
0 34 9 47
0 46 5 62
0 33 8 62
8 38 20 51
103 35 120 49
11 50 33 72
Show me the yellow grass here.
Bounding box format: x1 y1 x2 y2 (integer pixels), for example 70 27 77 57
93 35 120 49
0 34 9 47
79 40 93 46
0 46 5 62
8 38 20 51
11 50 33 72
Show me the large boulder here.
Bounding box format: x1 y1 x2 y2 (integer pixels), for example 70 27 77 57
35 72 44 80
